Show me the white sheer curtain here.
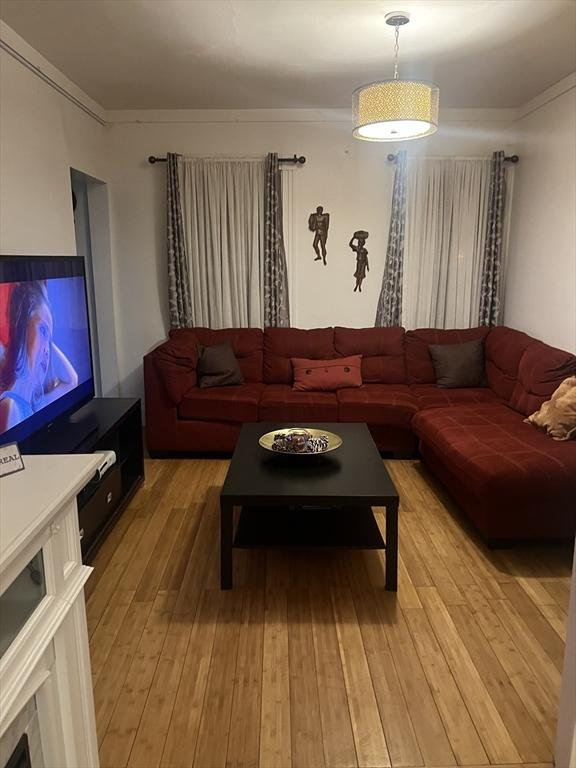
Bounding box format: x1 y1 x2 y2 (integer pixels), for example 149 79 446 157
181 158 264 328
402 158 491 329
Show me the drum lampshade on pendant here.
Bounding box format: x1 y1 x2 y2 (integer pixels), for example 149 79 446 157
353 12 439 142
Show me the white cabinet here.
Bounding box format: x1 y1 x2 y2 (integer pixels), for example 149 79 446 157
0 454 101 768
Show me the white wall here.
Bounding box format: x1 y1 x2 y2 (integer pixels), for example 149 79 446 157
504 76 576 352
106 109 515 400
0 26 109 256
0 23 121 395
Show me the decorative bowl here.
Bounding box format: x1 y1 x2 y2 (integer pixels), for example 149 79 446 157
259 427 342 455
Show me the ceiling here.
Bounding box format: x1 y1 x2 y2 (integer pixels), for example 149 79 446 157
1 0 575 110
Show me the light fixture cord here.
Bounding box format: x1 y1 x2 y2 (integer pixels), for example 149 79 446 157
393 23 400 80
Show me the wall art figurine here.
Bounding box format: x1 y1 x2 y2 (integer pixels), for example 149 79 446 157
308 205 330 265
349 230 369 292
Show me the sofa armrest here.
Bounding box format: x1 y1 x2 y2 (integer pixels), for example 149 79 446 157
144 336 198 406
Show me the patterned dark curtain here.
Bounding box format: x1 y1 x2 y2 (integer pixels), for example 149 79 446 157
263 153 290 327
375 151 407 327
166 152 193 328
479 150 506 326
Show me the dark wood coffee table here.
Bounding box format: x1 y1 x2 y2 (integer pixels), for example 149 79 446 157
220 423 399 590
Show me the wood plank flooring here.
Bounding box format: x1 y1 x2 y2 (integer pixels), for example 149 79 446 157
87 458 573 768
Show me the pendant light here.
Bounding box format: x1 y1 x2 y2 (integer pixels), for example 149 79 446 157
353 11 439 142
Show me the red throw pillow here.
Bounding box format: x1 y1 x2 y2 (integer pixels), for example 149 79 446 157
292 356 362 391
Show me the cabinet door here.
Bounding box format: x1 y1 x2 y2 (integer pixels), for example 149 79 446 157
78 468 122 558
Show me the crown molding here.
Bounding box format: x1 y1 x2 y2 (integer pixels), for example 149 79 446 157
1 17 571 130
0 21 108 126
106 106 516 125
107 108 351 124
515 72 576 121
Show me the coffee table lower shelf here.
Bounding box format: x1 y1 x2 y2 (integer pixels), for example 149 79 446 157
233 505 386 550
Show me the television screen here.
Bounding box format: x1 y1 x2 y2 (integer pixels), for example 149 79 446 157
0 257 94 446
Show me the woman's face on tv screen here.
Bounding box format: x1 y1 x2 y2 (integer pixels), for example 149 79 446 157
26 302 53 385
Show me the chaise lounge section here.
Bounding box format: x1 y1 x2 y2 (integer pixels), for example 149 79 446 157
144 324 576 541
411 327 576 541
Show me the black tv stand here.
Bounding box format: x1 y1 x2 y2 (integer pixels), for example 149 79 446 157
23 398 144 562
22 412 99 455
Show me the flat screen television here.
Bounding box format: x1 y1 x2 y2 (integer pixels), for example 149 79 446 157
0 256 95 448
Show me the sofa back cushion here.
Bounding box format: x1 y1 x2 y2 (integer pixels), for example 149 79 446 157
151 335 199 404
405 327 489 384
334 327 406 383
484 326 534 402
264 327 335 384
510 341 576 415
169 327 264 382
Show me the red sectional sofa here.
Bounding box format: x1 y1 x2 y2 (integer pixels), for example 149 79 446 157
144 325 576 542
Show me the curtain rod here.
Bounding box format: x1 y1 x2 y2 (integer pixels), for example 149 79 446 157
386 152 519 163
148 154 306 165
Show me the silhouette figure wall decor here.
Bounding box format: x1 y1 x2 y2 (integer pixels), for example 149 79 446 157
349 230 369 292
308 206 330 265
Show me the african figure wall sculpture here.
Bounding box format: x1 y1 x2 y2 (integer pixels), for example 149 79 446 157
349 230 369 292
308 206 330 265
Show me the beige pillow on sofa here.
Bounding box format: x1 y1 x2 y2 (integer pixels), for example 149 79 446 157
525 376 576 441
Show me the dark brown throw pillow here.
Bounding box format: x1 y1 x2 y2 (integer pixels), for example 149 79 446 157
428 340 485 388
197 343 244 388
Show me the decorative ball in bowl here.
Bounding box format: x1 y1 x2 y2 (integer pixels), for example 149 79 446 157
259 427 342 455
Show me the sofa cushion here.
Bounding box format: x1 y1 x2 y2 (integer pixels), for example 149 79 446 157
405 327 489 384
264 327 335 384
170 327 263 382
292 355 362 392
258 384 338 421
178 383 265 423
410 384 499 410
510 341 576 416
337 385 418 428
151 336 199 404
484 326 535 402
334 326 406 383
413 403 576 521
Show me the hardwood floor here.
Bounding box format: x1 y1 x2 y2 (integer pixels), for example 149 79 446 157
86 458 573 768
